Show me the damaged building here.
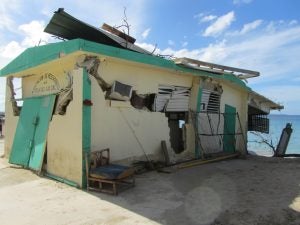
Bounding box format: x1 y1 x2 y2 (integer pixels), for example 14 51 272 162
0 9 282 188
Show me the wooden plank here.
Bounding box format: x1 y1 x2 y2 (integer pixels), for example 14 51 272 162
178 153 240 169
102 23 136 44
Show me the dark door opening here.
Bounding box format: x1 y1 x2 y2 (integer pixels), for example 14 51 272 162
166 112 188 154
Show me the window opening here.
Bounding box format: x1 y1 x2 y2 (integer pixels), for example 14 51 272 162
7 77 22 116
201 89 221 113
248 114 269 134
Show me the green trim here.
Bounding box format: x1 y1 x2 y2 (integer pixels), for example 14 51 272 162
195 82 203 159
0 40 81 76
82 69 91 188
45 172 79 188
223 104 236 153
0 39 250 91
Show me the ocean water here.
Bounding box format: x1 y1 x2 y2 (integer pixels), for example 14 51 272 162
247 114 300 155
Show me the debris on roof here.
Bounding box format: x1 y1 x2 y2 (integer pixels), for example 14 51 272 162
101 23 136 44
44 8 150 54
173 57 260 79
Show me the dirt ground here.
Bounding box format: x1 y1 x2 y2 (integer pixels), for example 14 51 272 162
0 138 300 225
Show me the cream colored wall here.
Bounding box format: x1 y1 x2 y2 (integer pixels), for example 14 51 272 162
91 58 194 162
47 69 83 186
4 78 19 157
99 58 192 94
220 82 248 153
22 70 72 98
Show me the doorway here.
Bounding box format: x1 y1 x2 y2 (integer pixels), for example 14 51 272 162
223 104 236 153
9 95 56 171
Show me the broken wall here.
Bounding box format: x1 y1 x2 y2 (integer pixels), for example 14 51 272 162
4 60 83 186
90 58 194 163
4 78 19 157
194 79 248 155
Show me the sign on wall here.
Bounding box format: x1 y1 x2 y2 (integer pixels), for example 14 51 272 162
32 73 60 95
22 72 72 98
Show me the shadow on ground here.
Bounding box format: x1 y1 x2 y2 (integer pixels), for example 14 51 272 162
88 156 300 225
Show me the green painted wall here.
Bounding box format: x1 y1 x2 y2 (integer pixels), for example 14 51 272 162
82 69 91 188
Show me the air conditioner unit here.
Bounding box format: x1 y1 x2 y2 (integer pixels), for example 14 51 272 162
107 81 133 101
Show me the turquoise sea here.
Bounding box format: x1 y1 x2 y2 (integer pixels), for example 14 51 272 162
247 114 300 155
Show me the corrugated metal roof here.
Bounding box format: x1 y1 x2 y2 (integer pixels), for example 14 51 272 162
44 8 150 54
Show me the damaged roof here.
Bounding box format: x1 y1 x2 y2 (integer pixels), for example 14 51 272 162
250 90 284 111
0 8 283 111
0 38 248 89
44 8 150 55
0 39 283 110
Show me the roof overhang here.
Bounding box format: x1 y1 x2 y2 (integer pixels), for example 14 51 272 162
248 90 283 115
174 57 260 79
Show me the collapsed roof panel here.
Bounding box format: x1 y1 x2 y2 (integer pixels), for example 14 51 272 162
44 8 150 54
173 57 260 80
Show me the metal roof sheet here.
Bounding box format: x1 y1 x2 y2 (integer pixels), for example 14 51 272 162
44 8 150 55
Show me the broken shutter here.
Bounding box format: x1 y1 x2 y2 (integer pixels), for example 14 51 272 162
9 95 56 171
153 85 190 112
200 89 221 113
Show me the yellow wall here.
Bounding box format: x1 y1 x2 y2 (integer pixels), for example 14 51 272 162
221 81 248 153
47 69 83 186
91 58 195 163
99 58 192 94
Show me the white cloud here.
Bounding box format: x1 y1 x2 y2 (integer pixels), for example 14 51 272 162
200 15 217 23
0 41 24 60
240 20 263 34
135 42 157 53
233 0 253 5
141 28 151 39
0 0 21 31
19 20 52 46
203 11 235 37
0 19 53 112
0 20 52 69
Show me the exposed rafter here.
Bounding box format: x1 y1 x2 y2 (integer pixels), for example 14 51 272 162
173 57 260 79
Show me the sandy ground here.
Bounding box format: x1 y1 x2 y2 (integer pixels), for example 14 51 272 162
0 138 300 225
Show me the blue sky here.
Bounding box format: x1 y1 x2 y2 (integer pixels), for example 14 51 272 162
0 0 300 114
